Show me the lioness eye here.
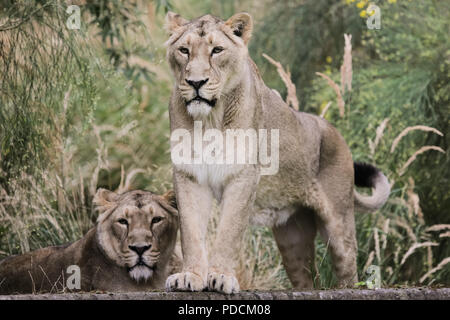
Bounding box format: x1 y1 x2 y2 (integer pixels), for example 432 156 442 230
118 219 128 225
178 47 189 55
152 217 163 224
211 46 224 55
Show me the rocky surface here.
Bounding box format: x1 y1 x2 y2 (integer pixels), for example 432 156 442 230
0 288 449 300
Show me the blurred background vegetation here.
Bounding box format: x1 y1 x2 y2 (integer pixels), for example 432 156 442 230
0 0 448 289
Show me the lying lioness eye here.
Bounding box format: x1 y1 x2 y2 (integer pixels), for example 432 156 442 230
211 46 224 55
178 47 189 55
152 217 163 224
118 218 128 225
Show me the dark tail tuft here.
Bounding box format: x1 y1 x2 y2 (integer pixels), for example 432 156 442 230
354 162 379 188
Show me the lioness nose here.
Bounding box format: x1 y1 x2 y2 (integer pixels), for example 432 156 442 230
186 78 209 90
129 245 151 256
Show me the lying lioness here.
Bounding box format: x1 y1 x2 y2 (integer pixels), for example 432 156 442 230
164 12 390 293
0 189 179 294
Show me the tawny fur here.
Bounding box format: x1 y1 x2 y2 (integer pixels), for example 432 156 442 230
0 190 179 294
164 12 390 293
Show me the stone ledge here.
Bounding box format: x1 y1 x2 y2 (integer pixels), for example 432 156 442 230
0 288 449 300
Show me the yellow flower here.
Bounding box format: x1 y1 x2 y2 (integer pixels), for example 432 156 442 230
360 10 367 18
367 6 376 16
388 0 397 3
326 56 333 64
356 1 365 9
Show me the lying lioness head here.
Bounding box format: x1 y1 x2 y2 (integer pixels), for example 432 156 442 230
165 12 252 119
0 189 179 294
94 189 179 282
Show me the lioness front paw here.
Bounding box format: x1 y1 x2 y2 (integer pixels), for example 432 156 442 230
207 272 240 294
165 272 206 292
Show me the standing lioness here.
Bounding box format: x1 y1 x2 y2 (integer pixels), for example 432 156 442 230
0 189 178 294
164 12 390 293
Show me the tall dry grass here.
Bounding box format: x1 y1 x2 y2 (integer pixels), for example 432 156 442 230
262 53 299 111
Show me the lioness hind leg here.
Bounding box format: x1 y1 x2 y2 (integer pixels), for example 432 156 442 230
315 126 359 287
273 207 317 289
313 191 358 287
315 214 358 287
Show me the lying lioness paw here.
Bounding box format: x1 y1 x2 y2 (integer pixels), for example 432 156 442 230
0 189 179 294
165 12 390 293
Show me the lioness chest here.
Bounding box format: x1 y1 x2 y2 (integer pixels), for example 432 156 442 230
175 162 246 199
175 161 308 227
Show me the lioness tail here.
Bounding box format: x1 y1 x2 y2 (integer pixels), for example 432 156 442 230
353 162 390 212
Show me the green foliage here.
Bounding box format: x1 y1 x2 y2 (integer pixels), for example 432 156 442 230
250 0 363 110
0 0 172 254
0 1 97 186
83 0 156 81
362 1 450 230
154 0 174 13
308 0 449 285
309 0 449 223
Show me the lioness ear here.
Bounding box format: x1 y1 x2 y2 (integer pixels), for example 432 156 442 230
93 188 118 214
162 190 177 210
165 11 188 36
225 12 253 45
157 190 178 216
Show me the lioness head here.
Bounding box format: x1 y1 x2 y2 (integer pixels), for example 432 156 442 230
165 12 253 119
93 189 178 282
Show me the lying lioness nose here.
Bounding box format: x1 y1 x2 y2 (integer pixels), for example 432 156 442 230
129 245 151 255
186 78 209 90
